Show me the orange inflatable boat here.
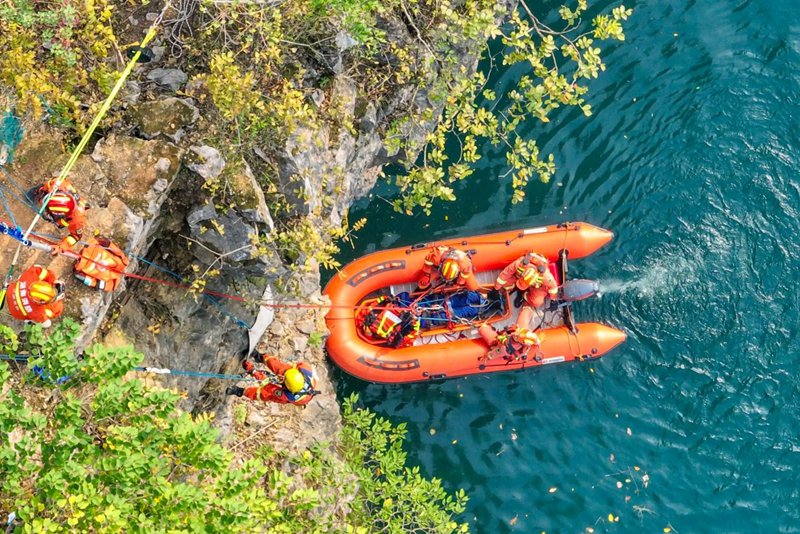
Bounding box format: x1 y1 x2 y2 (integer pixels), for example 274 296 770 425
323 222 626 383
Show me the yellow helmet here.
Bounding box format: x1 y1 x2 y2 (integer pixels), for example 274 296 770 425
440 257 460 281
284 368 306 394
516 328 540 346
30 281 57 304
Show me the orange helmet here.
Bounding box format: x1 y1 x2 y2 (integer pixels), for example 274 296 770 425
29 281 57 304
440 257 460 281
45 192 77 216
520 266 543 287
516 328 540 346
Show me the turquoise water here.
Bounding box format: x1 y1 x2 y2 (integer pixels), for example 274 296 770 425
332 0 800 531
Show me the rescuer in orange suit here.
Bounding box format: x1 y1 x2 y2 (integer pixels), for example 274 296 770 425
226 353 319 406
73 236 129 292
5 265 65 328
28 178 89 254
491 251 558 310
478 323 542 362
417 245 479 291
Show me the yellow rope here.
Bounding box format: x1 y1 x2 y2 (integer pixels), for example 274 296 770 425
0 6 167 308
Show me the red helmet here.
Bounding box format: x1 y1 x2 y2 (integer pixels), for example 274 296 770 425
45 192 77 216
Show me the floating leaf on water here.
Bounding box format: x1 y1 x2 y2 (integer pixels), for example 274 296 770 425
590 368 595 373
459 393 464 398
610 453 616 462
452 439 458 445
509 515 518 526
625 478 631 483
586 528 594 533
511 432 518 441
626 427 632 436
429 428 436 436
614 516 620 523
549 487 557 493
663 529 671 533
499 424 504 430
616 482 623 489
634 466 641 471
608 514 614 522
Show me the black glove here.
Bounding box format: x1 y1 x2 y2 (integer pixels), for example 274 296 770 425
487 289 502 302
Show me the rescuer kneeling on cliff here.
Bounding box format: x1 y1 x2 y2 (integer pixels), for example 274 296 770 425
27 178 89 254
226 352 320 406
5 264 65 328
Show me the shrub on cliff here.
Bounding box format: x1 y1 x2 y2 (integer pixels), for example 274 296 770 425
0 0 118 129
0 321 468 532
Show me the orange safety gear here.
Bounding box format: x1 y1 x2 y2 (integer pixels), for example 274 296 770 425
31 178 88 247
514 328 541 346
357 296 420 348
523 273 559 308
419 246 478 291
6 265 65 326
480 325 542 361
29 281 57 304
440 257 460 281
495 252 551 292
520 265 544 288
242 356 319 406
73 237 129 292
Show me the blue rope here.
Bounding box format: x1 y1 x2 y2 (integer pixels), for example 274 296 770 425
0 188 17 227
135 255 251 329
0 167 36 209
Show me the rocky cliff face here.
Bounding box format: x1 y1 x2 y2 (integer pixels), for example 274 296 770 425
1 4 498 453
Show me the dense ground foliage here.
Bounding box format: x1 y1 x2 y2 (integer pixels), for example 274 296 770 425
0 320 468 532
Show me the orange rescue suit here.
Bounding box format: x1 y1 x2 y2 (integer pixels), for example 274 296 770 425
32 178 88 251
73 237 129 292
6 265 64 325
419 246 479 291
494 252 550 291
244 356 318 406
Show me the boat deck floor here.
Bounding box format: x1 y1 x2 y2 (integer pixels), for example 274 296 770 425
389 269 565 346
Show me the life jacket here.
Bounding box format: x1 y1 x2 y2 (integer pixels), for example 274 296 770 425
6 265 65 324
358 297 420 348
73 237 129 292
283 367 319 404
496 252 550 291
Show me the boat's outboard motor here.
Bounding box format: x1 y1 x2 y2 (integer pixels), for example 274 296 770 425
560 279 600 302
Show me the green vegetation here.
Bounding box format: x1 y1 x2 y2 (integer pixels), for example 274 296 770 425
0 0 118 129
0 0 630 274
0 321 468 532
